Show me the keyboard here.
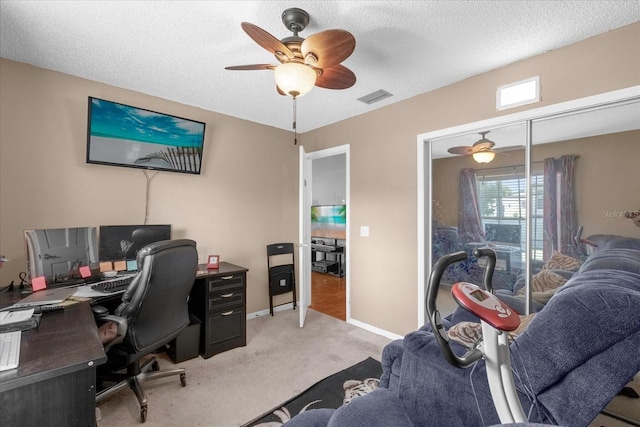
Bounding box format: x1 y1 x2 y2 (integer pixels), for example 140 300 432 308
91 275 135 293
0 330 21 371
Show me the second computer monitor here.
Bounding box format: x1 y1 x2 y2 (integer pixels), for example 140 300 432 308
99 224 171 261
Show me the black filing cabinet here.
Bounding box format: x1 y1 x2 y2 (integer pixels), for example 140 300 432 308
189 262 248 359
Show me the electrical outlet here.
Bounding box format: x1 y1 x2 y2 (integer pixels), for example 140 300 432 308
360 226 369 237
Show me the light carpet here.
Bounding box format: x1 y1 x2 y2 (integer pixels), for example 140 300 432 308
96 309 391 427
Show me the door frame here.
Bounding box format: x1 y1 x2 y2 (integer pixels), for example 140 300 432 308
300 144 351 323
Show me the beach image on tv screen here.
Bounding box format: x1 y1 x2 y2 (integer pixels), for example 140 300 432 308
311 205 346 239
88 97 205 173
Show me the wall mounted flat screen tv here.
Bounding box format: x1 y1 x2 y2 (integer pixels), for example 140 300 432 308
86 97 206 174
99 224 172 262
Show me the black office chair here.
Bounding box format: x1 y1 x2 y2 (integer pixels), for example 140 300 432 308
95 239 198 423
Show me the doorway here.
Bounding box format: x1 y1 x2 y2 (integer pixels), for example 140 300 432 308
304 147 349 322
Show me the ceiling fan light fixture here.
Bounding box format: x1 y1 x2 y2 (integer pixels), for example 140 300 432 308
274 62 316 98
472 151 496 164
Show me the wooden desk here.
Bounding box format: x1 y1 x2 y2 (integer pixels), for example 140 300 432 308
0 300 107 427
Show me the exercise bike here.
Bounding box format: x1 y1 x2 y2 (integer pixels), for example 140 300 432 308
426 248 527 424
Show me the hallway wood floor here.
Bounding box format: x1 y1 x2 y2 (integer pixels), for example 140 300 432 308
310 271 346 321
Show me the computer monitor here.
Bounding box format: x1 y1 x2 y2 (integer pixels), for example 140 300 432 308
484 223 521 245
24 226 99 285
99 224 172 262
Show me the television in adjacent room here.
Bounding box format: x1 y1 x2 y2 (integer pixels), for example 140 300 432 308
24 227 99 285
99 224 172 261
86 97 206 174
311 205 346 239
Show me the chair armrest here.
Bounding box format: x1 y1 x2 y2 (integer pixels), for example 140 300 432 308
97 314 127 352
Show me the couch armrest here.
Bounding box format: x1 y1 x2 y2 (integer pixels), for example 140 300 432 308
380 339 404 390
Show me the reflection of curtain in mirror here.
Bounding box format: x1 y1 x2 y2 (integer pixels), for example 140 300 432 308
543 155 578 258
459 168 485 242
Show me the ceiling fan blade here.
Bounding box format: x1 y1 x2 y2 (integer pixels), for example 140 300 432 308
225 64 275 71
471 141 495 153
315 64 356 90
301 29 355 69
447 146 473 155
494 145 524 152
241 22 294 60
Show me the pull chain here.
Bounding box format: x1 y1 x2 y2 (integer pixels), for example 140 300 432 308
293 96 298 145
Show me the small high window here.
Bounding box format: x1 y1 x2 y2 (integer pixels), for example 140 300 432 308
497 76 540 110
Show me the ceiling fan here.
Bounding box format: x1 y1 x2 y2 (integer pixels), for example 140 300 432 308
225 7 356 98
447 131 520 164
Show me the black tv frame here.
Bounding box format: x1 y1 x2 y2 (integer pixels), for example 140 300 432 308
86 96 206 175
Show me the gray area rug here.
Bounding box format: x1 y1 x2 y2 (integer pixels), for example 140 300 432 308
243 357 382 426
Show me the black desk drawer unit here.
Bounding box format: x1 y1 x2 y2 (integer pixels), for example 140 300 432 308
190 262 248 359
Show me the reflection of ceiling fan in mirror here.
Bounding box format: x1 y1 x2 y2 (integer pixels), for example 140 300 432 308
447 131 521 164
225 7 356 98
448 131 497 164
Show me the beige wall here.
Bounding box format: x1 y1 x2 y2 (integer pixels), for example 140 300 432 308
302 23 639 334
0 59 299 314
1 23 638 335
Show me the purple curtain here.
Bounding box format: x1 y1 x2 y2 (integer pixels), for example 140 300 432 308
543 155 578 258
458 168 485 243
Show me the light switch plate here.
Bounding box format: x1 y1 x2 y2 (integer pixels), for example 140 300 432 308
360 226 369 237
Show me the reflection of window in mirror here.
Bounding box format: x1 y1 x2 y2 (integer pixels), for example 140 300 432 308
475 162 544 265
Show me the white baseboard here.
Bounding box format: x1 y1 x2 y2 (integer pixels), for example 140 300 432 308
247 305 404 342
348 318 403 341
247 302 295 319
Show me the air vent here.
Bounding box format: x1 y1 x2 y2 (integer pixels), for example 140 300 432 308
357 89 393 105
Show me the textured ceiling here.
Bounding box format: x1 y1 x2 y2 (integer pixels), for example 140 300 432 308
1 1 638 133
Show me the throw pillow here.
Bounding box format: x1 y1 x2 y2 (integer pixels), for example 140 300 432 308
447 313 538 349
542 251 581 271
447 321 482 348
517 270 568 304
531 270 569 292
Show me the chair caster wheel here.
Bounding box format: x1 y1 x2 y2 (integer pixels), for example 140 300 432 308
180 372 186 387
140 407 147 423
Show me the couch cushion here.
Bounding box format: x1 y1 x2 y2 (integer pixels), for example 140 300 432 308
512 270 640 427
587 234 640 253
327 388 414 427
578 248 640 275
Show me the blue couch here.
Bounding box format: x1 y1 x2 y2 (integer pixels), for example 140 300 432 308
285 235 640 427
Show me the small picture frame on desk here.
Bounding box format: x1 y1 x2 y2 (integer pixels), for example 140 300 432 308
207 255 220 269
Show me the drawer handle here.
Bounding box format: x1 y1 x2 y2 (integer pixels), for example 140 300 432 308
220 293 234 298
221 311 234 316
221 275 234 280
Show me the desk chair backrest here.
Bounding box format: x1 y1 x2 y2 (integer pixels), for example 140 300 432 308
115 239 198 356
